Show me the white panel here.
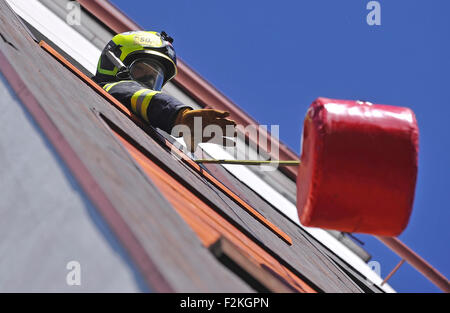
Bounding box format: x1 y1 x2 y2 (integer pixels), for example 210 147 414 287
8 0 193 98
7 0 101 74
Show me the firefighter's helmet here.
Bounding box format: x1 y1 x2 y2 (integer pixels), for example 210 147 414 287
95 31 177 90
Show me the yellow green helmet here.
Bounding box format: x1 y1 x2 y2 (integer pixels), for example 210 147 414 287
94 31 177 87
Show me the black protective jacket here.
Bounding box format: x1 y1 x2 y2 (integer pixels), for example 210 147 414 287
96 79 191 133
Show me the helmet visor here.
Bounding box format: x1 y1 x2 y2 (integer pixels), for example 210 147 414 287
129 59 165 91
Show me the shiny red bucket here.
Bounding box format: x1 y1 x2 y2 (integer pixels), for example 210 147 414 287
297 98 419 236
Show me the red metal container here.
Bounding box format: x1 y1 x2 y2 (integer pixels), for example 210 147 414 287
297 98 419 236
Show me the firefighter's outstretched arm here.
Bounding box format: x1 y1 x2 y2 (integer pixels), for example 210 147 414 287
103 80 190 133
174 108 236 152
103 80 236 151
94 30 236 151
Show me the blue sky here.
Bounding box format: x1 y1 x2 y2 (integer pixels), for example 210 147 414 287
110 0 450 292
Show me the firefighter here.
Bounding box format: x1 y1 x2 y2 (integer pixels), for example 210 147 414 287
93 31 236 152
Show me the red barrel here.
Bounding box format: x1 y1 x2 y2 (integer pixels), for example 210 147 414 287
297 98 419 236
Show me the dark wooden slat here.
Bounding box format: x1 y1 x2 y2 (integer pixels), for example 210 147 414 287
210 237 298 293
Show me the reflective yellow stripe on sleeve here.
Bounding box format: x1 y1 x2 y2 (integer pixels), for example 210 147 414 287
139 91 159 122
130 89 149 113
103 81 121 92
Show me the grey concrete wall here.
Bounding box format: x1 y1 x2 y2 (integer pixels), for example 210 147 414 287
0 73 148 292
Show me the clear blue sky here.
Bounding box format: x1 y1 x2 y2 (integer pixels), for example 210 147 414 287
110 0 450 292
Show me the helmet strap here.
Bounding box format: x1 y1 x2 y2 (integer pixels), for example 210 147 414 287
106 50 130 79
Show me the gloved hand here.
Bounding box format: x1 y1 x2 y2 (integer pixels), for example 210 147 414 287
173 108 237 152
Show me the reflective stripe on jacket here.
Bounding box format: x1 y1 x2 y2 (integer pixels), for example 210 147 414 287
101 80 191 133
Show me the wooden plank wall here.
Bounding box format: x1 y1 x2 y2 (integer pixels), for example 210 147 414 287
0 0 252 293
109 126 315 293
0 0 377 292
98 108 368 293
